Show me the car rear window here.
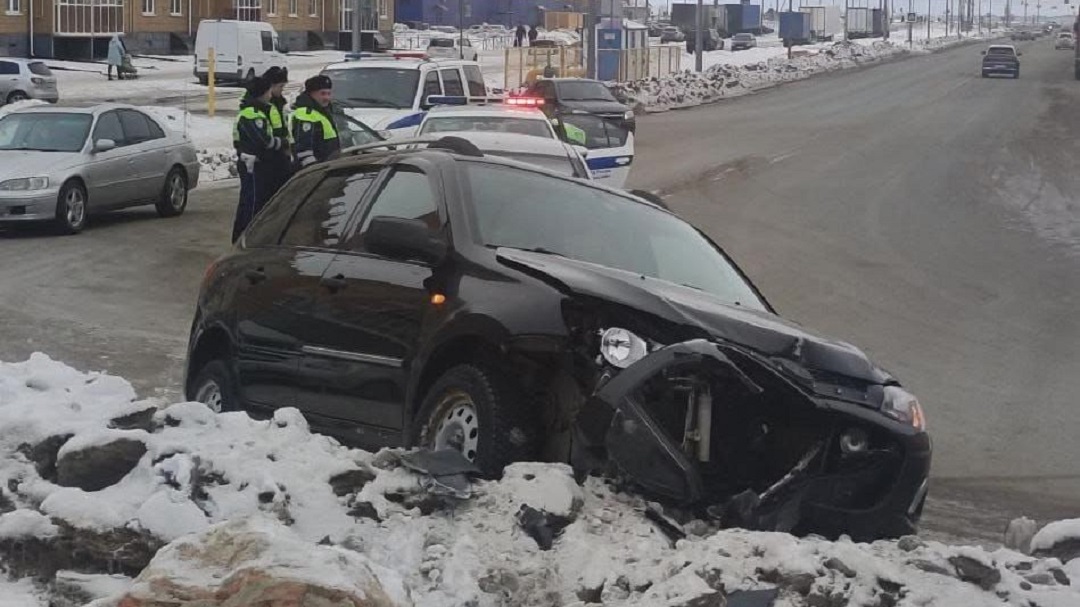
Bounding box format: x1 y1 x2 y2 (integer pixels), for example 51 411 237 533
28 62 53 76
987 47 1015 56
419 116 553 138
429 38 454 48
734 34 753 40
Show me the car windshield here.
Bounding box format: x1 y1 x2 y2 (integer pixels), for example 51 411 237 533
419 116 553 138
323 67 421 109
556 81 617 102
987 47 1016 56
0 112 91 152
28 62 53 76
463 162 767 310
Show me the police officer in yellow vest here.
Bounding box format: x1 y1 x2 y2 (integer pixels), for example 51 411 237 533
231 75 285 242
263 66 293 196
291 75 340 170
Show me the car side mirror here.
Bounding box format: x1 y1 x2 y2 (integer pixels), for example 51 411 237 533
93 139 116 153
365 216 447 264
981 50 987 54
572 145 589 158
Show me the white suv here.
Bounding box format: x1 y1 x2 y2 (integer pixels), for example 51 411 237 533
426 36 479 61
321 57 488 138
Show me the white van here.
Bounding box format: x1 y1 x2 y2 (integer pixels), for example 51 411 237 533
320 57 488 138
194 20 286 85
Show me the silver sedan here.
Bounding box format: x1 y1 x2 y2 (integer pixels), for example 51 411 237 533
0 104 201 234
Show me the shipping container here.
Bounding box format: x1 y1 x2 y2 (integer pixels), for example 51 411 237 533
799 5 841 41
846 7 871 38
871 8 887 36
779 11 812 42
742 5 762 32
671 4 723 31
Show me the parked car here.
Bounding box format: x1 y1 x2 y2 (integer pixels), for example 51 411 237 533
731 33 758 51
0 104 200 233
981 44 1021 79
660 26 686 43
0 58 59 105
1010 30 1035 41
194 19 286 85
426 36 479 61
686 29 725 53
1055 32 1075 50
186 136 931 541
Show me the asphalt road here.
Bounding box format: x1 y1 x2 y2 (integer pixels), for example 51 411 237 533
1 38 1077 543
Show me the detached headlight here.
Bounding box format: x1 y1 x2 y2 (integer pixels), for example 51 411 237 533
599 327 649 369
882 386 926 431
0 177 49 192
623 110 634 120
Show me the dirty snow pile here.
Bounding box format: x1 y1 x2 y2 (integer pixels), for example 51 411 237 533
611 36 982 112
1 354 1080 607
140 106 237 182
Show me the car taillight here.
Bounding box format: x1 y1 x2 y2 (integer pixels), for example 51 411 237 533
506 97 544 107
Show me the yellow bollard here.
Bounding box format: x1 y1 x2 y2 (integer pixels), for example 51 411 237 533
207 47 216 118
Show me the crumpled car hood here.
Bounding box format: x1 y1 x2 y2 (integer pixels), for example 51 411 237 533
497 248 893 400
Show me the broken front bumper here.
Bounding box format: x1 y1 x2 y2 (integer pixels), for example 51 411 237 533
571 339 932 540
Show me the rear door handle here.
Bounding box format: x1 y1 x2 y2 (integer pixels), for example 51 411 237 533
320 273 347 292
244 268 267 284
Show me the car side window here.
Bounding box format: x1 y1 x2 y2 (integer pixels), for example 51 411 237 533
440 69 465 96
244 172 324 246
0 62 17 75
463 65 486 97
145 116 166 140
423 71 442 98
119 110 153 144
559 114 628 149
261 31 274 51
92 111 126 147
349 166 440 253
281 169 380 248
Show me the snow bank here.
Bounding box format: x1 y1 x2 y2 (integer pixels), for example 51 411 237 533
1032 518 1080 552
614 35 992 113
1 354 1079 607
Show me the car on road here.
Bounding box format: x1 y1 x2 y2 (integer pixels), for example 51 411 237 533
1010 30 1035 41
0 58 59 105
981 45 1021 79
185 137 932 541
731 33 758 51
521 77 635 134
660 26 686 43
426 36 479 61
416 103 559 139
193 20 286 85
0 104 200 233
1055 32 1075 50
686 28 725 53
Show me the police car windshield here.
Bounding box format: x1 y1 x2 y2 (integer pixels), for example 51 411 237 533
323 67 421 109
419 116 553 138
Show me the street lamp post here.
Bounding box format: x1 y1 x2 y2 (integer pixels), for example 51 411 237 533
694 0 702 71
928 0 931 38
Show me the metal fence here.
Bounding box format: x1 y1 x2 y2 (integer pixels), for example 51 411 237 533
597 45 682 82
503 45 584 90
393 33 517 51
54 0 125 37
502 44 681 90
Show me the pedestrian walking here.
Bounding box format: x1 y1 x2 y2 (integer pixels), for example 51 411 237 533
263 66 293 199
515 24 527 47
291 75 341 170
107 35 127 81
231 76 285 242
528 25 539 46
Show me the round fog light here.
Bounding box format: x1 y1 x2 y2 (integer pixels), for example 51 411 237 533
839 428 869 454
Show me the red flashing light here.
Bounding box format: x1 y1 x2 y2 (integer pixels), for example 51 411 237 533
505 97 544 107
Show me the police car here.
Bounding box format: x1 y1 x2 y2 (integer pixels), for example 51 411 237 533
320 56 488 139
415 100 635 188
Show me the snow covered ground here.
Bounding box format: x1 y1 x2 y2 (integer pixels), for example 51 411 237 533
0 353 1078 606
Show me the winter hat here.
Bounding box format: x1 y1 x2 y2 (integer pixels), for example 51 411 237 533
305 75 333 93
247 76 272 98
264 66 288 85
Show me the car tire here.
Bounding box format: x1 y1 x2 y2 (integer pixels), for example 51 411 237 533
190 359 239 413
198 75 209 86
54 181 87 235
156 167 188 218
6 90 28 104
411 362 539 477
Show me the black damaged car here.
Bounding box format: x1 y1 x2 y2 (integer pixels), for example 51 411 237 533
185 137 931 541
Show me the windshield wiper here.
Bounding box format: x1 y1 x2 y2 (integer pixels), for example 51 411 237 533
490 245 565 258
347 97 401 108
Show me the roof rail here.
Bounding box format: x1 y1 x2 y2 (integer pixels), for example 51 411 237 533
342 135 484 158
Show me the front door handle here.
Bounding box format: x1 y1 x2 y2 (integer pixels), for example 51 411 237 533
320 273 347 292
244 268 267 284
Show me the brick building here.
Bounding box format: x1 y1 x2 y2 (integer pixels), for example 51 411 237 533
0 0 392 59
